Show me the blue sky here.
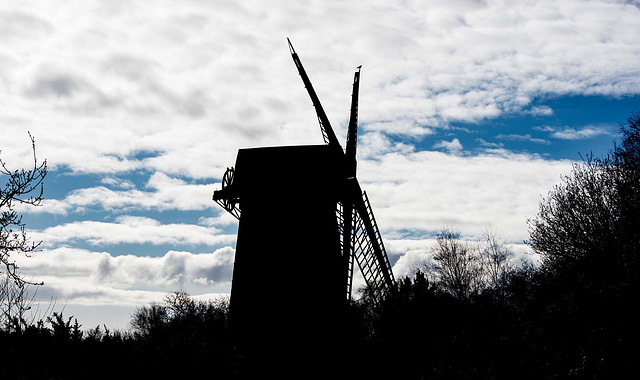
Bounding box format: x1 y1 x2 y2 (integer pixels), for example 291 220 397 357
440 95 639 157
2 0 640 329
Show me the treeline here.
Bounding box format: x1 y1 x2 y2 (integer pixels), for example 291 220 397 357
1 293 236 379
1 113 638 379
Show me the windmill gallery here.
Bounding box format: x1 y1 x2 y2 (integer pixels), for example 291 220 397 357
212 40 396 374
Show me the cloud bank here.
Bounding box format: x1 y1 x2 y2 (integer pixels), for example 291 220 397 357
1 0 638 176
359 134 572 242
16 247 235 306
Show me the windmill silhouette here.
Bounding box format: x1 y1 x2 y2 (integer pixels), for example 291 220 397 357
212 39 395 374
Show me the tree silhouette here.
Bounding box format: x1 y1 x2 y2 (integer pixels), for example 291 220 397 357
130 291 234 378
427 228 483 299
527 114 640 378
423 227 514 299
479 227 514 291
0 133 47 332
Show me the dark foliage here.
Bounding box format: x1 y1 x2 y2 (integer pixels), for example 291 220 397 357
526 114 640 378
0 293 235 380
130 291 236 379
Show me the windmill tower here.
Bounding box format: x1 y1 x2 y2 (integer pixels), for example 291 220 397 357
213 39 395 373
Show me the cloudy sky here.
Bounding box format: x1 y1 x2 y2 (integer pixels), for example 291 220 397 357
2 0 639 329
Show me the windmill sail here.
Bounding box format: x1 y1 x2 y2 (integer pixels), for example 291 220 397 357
352 191 395 301
340 67 361 299
287 38 343 153
345 67 361 176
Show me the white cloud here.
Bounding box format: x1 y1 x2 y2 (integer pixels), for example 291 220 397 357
19 172 220 215
476 138 504 149
32 216 235 247
364 121 434 136
16 247 235 306
525 106 554 116
433 138 464 154
550 126 610 140
534 125 612 140
358 132 416 159
392 248 431 279
199 213 239 227
100 176 135 189
496 133 551 145
358 148 572 242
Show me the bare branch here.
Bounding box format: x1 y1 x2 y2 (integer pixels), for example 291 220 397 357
1 133 47 331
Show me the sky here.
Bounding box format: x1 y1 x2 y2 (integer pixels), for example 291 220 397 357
1 0 639 329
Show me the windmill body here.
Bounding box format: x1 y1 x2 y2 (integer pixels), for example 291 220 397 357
212 40 395 374
227 145 345 348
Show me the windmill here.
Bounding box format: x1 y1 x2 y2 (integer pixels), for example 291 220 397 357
212 39 395 371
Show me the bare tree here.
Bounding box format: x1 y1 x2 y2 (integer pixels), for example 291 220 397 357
423 227 514 299
0 133 47 331
479 226 513 289
427 228 483 299
164 290 197 320
1 272 36 331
